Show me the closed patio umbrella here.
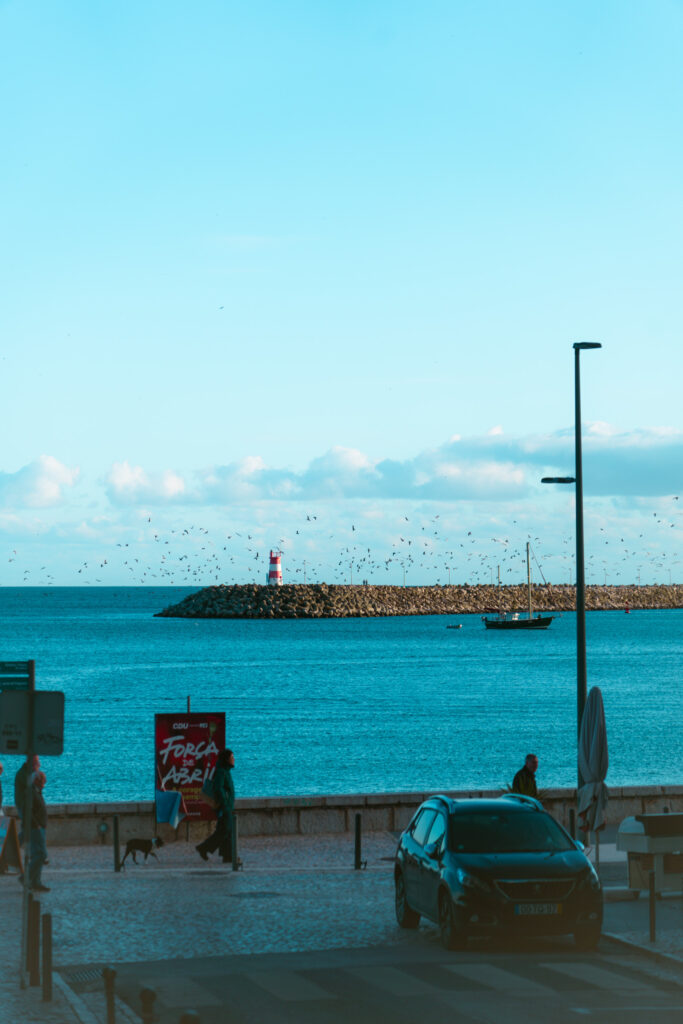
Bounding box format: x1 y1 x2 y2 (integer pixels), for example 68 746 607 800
577 686 609 871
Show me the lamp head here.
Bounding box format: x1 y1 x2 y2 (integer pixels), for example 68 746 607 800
541 477 576 484
573 342 602 350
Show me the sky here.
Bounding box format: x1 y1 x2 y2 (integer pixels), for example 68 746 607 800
1 0 681 587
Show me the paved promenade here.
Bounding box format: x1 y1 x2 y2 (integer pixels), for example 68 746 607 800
0 830 680 1023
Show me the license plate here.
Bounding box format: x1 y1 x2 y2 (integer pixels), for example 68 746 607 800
515 903 561 915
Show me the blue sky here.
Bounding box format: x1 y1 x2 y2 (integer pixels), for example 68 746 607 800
1 1 681 586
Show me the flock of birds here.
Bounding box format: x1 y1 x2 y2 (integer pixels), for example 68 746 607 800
5 496 681 589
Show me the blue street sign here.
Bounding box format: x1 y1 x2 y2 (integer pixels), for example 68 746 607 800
0 661 32 689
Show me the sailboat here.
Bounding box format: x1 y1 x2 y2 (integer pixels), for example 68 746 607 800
482 542 554 630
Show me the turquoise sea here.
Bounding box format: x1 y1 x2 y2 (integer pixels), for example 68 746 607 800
0 587 680 804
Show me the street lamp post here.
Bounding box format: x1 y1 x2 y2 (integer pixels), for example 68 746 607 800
542 341 601 788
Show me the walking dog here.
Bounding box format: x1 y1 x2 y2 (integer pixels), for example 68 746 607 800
120 836 164 866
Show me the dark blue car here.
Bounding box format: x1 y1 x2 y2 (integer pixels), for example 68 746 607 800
395 794 602 950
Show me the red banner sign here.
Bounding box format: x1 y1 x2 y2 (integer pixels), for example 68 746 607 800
154 712 225 821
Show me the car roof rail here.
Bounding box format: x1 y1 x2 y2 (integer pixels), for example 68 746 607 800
499 793 543 811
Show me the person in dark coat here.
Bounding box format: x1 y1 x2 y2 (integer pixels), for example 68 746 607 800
512 754 539 799
28 771 49 892
196 749 235 863
14 754 40 844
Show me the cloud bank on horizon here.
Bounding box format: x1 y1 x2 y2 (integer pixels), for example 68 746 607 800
0 424 680 589
1 424 681 510
90 424 680 505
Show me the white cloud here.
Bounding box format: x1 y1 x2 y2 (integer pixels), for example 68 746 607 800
0 455 79 508
105 462 186 504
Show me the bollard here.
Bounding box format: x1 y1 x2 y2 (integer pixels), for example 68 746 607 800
113 815 121 873
355 813 362 870
103 966 117 1024
569 808 576 840
42 913 52 1002
25 892 34 972
179 1013 201 1024
231 813 240 871
140 986 156 1024
29 897 41 986
41 913 52 1001
648 869 656 942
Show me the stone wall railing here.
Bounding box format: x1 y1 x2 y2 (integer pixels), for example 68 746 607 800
9 785 682 846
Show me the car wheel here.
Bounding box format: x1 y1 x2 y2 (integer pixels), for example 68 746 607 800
574 923 601 951
438 889 467 951
395 871 420 929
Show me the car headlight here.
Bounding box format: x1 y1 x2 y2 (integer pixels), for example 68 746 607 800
580 864 602 892
456 868 491 893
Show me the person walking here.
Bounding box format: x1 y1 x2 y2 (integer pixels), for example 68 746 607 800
14 754 40 844
512 754 539 799
196 749 235 863
28 771 49 893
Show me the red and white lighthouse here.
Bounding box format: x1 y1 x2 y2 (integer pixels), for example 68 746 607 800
268 550 283 586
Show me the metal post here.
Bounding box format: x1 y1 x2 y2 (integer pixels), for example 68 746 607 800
185 697 191 842
354 813 362 870
595 831 600 876
574 346 588 789
648 869 656 942
25 892 34 971
113 815 121 872
140 987 156 1024
29 896 41 986
568 808 576 840
20 660 36 989
231 813 239 870
41 913 52 1002
103 966 116 1024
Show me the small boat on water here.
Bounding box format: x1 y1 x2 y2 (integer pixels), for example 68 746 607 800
446 623 462 629
482 542 554 631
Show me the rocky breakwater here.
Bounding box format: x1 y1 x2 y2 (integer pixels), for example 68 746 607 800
155 583 683 619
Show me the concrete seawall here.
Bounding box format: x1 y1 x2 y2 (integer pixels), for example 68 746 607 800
155 583 683 619
11 785 682 846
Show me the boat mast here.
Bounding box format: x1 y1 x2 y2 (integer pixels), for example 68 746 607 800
527 542 533 619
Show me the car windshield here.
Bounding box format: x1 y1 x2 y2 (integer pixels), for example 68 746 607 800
449 811 575 854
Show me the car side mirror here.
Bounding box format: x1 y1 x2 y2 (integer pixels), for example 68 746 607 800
424 841 442 861
574 839 585 852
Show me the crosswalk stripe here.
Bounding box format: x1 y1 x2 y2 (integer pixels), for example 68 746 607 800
541 962 659 992
348 965 437 997
443 962 556 995
245 970 336 1002
146 976 222 1007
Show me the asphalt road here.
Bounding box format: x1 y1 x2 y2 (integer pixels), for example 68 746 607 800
63 935 682 1024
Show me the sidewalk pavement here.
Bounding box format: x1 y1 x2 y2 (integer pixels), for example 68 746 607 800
0 830 680 1024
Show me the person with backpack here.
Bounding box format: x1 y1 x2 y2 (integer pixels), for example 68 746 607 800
195 749 235 863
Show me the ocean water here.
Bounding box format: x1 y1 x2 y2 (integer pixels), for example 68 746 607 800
0 587 680 804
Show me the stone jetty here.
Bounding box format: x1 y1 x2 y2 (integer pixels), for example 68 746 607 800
155 583 683 619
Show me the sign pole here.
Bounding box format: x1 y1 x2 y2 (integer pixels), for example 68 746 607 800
185 697 191 841
19 660 36 989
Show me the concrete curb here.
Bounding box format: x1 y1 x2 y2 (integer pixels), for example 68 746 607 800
602 932 683 968
54 971 141 1024
602 887 636 903
52 973 99 1024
